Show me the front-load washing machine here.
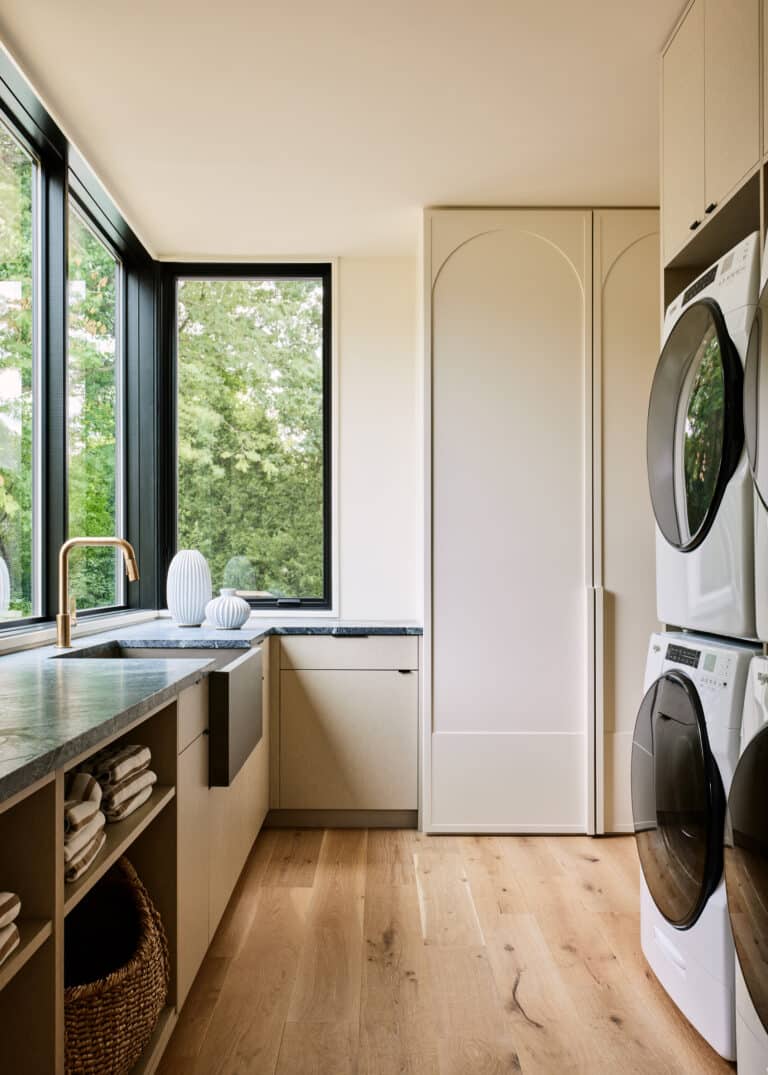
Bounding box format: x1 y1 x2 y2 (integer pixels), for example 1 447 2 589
743 238 768 640
648 231 760 637
725 656 768 1074
632 631 757 1059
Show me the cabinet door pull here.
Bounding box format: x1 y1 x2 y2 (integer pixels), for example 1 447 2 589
397 669 413 675
689 219 701 231
705 202 717 214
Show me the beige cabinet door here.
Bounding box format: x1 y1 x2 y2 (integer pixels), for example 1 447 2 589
662 0 705 263
177 732 209 1005
594 210 660 833
704 0 760 209
279 670 418 809
764 0 768 153
428 209 590 832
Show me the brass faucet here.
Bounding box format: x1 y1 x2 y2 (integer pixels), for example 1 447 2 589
56 538 140 648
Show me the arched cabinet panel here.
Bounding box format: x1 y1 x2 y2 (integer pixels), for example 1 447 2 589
423 207 659 833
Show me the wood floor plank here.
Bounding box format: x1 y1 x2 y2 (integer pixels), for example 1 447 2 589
436 1037 523 1074
414 850 486 947
275 1022 358 1075
261 828 326 887
361 882 441 1072
545 836 639 915
366 828 418 886
208 828 279 959
189 886 313 1075
596 909 731 1075
459 836 530 931
485 912 594 1073
286 829 367 1024
157 956 231 1075
426 946 508 1041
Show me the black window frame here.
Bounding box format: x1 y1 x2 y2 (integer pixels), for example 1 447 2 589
0 52 160 633
159 262 333 611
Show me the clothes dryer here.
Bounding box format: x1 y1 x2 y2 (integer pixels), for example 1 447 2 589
649 232 760 637
632 631 757 1059
725 655 768 1073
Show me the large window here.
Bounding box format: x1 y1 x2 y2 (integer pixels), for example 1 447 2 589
67 206 123 611
174 268 331 608
0 120 38 622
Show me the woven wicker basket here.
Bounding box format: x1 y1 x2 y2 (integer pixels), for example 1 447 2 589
64 857 169 1075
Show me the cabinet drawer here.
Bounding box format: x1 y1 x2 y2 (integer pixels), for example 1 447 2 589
280 635 418 671
279 669 418 809
177 679 209 753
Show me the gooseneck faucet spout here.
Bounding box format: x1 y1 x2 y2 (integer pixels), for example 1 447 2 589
56 538 140 648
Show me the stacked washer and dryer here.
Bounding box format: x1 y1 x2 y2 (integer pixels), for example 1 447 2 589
633 231 765 1064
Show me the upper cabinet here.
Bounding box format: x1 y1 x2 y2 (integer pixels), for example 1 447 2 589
662 0 705 264
662 0 760 265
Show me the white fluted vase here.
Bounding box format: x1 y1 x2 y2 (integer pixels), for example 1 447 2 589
167 550 212 626
206 588 250 630
0 556 9 613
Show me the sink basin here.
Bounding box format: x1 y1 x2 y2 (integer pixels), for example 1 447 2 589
53 641 211 660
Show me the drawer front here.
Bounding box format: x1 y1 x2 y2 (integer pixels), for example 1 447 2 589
209 645 263 786
280 635 418 671
280 669 418 809
177 679 209 753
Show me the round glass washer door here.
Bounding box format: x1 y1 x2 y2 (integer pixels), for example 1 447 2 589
631 670 726 929
647 299 743 552
725 725 768 1032
744 294 768 508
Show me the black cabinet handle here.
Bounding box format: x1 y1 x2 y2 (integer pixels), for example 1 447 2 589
690 219 701 231
705 202 717 214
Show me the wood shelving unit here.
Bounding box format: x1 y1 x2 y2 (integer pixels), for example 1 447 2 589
64 786 175 916
0 919 52 993
0 696 181 1074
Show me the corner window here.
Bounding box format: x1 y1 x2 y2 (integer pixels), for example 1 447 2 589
0 121 39 622
67 205 124 611
174 267 331 608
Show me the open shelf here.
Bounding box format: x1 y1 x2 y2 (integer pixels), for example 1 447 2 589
0 919 52 994
64 786 175 916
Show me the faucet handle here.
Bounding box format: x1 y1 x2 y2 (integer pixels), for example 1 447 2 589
69 596 77 627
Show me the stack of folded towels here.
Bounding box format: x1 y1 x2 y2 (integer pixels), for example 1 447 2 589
0 891 21 966
64 772 106 884
89 743 157 822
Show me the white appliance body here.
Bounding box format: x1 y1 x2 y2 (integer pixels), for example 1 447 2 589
654 233 759 637
731 656 768 1074
748 242 768 640
636 632 756 1060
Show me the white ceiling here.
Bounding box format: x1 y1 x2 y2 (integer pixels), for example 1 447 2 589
0 0 683 258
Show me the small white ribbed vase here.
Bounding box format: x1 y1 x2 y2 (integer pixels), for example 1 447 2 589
167 550 212 626
205 588 250 630
0 556 9 613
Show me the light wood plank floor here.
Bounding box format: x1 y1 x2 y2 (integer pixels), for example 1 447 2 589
158 830 733 1075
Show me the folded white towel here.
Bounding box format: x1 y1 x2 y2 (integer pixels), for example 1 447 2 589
103 770 157 813
66 771 102 807
65 830 106 884
63 812 106 863
0 922 19 965
90 744 151 787
105 784 153 823
64 798 99 835
0 892 20 929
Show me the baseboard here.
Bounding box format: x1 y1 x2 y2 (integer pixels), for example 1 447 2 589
265 809 418 829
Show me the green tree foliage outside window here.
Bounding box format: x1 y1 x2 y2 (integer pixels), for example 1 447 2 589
67 208 121 610
0 123 35 620
683 330 725 539
176 277 325 600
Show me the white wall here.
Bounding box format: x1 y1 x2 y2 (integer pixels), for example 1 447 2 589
336 257 421 620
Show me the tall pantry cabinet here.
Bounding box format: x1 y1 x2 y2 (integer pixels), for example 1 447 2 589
422 208 659 834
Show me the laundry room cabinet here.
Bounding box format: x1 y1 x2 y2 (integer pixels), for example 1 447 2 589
275 636 419 814
662 0 760 264
423 207 660 835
